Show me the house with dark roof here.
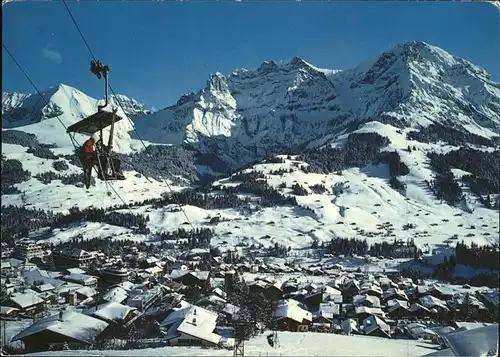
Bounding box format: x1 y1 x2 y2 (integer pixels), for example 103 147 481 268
11 310 108 352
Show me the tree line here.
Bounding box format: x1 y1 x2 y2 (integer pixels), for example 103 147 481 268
319 236 422 259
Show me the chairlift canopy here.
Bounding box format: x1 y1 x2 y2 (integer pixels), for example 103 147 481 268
66 110 123 136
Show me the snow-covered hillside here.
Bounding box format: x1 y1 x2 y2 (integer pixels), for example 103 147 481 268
2 84 142 153
2 121 498 253
132 41 500 165
2 40 499 257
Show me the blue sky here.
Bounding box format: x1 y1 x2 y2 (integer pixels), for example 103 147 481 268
3 1 499 109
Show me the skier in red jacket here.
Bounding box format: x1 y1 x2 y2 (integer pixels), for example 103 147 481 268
82 134 99 188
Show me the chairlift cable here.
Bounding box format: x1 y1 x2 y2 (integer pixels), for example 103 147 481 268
61 0 197 232
3 43 132 213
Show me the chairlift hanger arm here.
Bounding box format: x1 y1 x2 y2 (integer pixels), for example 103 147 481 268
90 60 112 111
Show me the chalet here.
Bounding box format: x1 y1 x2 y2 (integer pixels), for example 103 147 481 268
407 324 439 341
127 285 164 312
419 295 449 314
11 310 108 352
265 283 283 301
377 276 395 289
281 280 299 295
75 286 98 301
387 299 410 319
408 303 431 318
209 287 228 300
220 303 240 320
171 270 211 290
353 294 381 308
52 248 96 270
85 302 142 334
382 287 409 302
22 268 65 288
363 315 391 338
161 304 222 346
62 274 98 288
323 286 343 304
427 285 454 300
248 279 268 295
33 283 56 294
354 306 386 321
195 294 226 309
275 299 312 332
0 306 20 318
359 284 383 298
342 279 360 300
139 256 160 269
5 289 45 316
304 289 323 307
340 318 360 335
475 289 499 310
312 302 340 325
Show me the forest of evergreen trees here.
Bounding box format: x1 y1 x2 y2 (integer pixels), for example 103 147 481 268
156 227 214 249
321 236 422 259
139 189 258 211
455 241 499 271
406 123 498 147
1 157 31 194
297 132 391 174
427 147 500 209
1 204 152 247
220 170 297 206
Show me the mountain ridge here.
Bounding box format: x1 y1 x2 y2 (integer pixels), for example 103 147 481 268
127 41 500 166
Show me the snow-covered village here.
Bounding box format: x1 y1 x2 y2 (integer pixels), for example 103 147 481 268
2 1 500 356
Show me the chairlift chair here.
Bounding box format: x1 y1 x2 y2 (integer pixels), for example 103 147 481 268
66 60 126 185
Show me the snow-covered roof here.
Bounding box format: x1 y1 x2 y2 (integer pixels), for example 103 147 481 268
197 294 226 306
102 287 129 303
363 315 390 335
90 302 138 322
314 302 340 319
0 306 20 315
170 269 190 280
9 290 44 308
419 295 449 310
444 324 499 357
171 306 221 345
353 294 381 308
36 283 55 292
387 299 410 313
354 306 386 318
66 268 87 275
22 268 65 288
76 286 97 298
210 287 227 299
63 274 97 284
341 318 359 333
11 310 108 343
190 271 210 281
160 303 195 327
276 299 312 323
382 287 408 300
408 303 430 313
56 282 86 295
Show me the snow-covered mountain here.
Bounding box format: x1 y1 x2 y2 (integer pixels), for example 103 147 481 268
2 84 138 153
2 40 499 254
132 41 500 165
